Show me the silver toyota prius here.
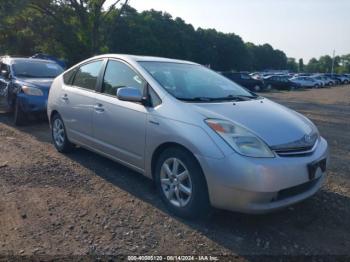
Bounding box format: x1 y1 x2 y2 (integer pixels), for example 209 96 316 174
47 54 329 218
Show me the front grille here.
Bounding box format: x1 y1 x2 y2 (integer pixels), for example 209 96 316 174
271 134 319 157
273 139 318 157
274 145 314 157
274 177 320 201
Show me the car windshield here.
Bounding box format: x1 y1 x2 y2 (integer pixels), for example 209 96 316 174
12 60 64 78
140 62 256 102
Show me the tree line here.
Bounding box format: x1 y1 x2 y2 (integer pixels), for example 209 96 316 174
0 0 349 73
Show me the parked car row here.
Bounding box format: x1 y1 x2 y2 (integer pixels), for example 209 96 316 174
220 71 350 91
0 54 330 219
1 55 349 127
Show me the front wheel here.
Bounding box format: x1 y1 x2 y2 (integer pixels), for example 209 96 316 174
51 113 73 153
155 147 210 219
13 98 26 126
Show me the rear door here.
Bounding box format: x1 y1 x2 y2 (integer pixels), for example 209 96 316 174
270 76 278 87
59 59 104 146
92 59 148 169
275 76 285 87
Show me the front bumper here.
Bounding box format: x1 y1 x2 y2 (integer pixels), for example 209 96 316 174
197 137 329 213
17 93 48 113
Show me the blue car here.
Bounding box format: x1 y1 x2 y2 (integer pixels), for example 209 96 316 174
0 56 64 125
30 53 67 69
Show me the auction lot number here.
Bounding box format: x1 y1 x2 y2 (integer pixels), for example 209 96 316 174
128 256 219 261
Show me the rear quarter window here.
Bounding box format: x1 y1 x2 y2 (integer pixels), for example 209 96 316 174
63 68 77 85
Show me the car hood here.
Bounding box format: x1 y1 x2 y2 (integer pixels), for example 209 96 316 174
15 78 54 89
190 98 316 147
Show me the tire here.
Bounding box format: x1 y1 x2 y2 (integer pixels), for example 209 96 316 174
51 113 73 153
266 84 272 91
344 80 349 85
155 147 210 219
253 85 261 92
13 98 26 126
314 84 319 88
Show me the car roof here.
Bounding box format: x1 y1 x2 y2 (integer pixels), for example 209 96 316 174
91 54 198 65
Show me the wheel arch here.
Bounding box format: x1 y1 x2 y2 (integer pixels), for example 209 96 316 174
150 142 206 183
49 110 59 126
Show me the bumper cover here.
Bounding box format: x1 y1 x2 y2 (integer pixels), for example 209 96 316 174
197 137 329 213
17 94 48 113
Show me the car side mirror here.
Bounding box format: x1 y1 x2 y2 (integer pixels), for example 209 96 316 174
1 70 9 79
117 87 144 103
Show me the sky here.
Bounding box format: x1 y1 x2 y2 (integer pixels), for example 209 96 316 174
106 0 350 62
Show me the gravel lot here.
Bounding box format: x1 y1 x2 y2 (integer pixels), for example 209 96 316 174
0 86 349 259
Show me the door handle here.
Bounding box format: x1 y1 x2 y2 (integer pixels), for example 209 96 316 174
61 94 68 101
94 103 104 112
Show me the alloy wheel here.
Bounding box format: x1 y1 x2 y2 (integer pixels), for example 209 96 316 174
160 158 192 208
53 118 65 147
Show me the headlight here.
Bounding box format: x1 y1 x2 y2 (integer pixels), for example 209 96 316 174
22 85 44 96
205 119 275 158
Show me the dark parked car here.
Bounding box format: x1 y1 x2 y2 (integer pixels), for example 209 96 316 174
263 75 300 90
0 56 64 125
221 72 265 92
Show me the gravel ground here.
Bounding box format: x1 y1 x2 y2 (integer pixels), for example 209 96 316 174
0 86 349 260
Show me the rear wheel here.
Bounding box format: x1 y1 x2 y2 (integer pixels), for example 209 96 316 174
266 84 272 91
155 147 210 219
13 98 26 126
51 113 73 153
314 84 320 88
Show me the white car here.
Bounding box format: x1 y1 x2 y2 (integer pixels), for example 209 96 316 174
290 76 322 88
316 75 335 86
311 76 327 87
337 75 350 84
47 54 328 218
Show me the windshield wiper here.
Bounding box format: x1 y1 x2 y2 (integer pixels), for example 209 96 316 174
177 93 262 102
212 95 257 101
178 95 258 102
17 74 56 78
177 97 217 102
16 74 41 78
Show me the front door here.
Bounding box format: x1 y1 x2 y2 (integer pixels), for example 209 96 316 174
0 62 11 109
92 59 148 170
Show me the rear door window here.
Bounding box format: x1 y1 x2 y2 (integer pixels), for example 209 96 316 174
241 74 250 80
0 62 10 77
